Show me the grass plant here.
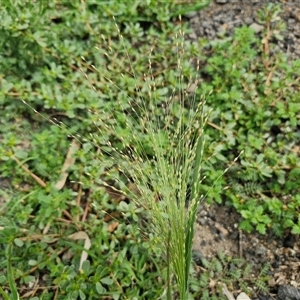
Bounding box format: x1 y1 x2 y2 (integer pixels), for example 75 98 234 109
93 39 208 299
79 33 242 299
76 17 243 298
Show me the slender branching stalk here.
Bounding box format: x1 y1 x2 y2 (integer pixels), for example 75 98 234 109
92 36 210 299
82 17 213 299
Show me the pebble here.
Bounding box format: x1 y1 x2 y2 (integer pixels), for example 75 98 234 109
198 217 207 226
214 221 229 236
245 17 253 25
255 245 267 256
237 292 251 300
249 23 264 33
198 209 207 217
277 285 300 300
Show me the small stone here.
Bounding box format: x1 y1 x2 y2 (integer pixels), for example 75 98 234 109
207 218 215 226
291 281 298 287
277 285 300 300
215 0 228 3
255 245 267 256
207 211 216 220
236 292 251 300
288 18 296 25
249 23 264 33
199 218 207 226
202 21 211 28
214 221 229 236
244 18 253 25
199 209 207 217
188 32 197 40
268 277 276 287
213 15 222 22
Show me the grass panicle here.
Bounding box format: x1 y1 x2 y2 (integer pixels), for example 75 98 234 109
76 16 211 299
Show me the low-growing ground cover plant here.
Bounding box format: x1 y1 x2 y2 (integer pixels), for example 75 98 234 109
197 3 300 236
0 1 299 299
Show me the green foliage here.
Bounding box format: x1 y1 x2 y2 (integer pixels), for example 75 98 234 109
0 196 163 299
0 0 211 299
0 0 299 299
189 253 269 299
198 3 300 236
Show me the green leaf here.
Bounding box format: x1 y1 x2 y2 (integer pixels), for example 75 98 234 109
79 289 86 300
256 223 267 235
0 275 6 284
7 244 19 300
239 220 253 233
81 260 91 273
95 282 105 294
170 0 211 17
100 276 113 285
14 238 24 247
0 286 11 300
284 218 295 228
291 224 300 235
258 214 271 224
28 260 38 266
240 210 252 219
